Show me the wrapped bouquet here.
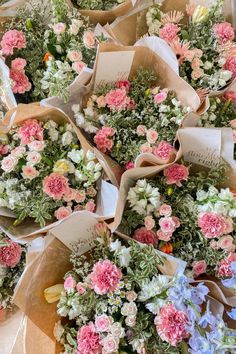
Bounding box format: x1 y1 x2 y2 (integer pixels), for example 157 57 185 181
146 0 236 92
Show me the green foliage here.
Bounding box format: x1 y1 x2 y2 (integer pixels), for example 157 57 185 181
73 0 124 10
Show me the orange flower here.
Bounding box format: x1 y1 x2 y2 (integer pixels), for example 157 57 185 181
43 52 53 62
160 243 173 254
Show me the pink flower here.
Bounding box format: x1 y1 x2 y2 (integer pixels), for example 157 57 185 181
1 30 26 56
144 216 155 230
95 315 112 333
140 143 153 154
157 229 172 242
198 212 227 239
213 22 235 44
68 50 83 62
52 23 66 35
0 239 22 268
125 161 134 170
222 91 236 104
76 282 86 294
10 69 32 94
85 200 96 213
76 322 101 354
218 235 234 252
96 95 106 108
133 227 158 247
18 119 43 145
155 304 189 346
159 217 176 234
54 206 72 220
28 140 45 151
94 127 115 153
0 145 8 155
21 165 39 180
72 61 87 74
192 260 207 278
116 80 131 92
191 57 202 69
164 163 189 187
154 90 168 104
222 217 233 234
192 48 203 58
64 275 76 291
159 23 180 43
11 146 26 158
159 204 172 216
172 216 180 228
43 173 69 200
74 190 86 203
102 335 119 353
153 141 175 161
125 316 136 327
95 222 111 238
224 56 236 78
191 68 204 80
217 253 236 278
210 240 219 250
105 88 129 111
1 155 18 172
86 187 97 197
26 151 41 165
11 58 27 71
126 291 137 302
136 125 146 136
89 260 122 295
146 129 158 144
83 30 96 48
63 188 77 202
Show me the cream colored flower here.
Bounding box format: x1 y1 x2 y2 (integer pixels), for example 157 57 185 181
192 5 209 23
44 284 64 303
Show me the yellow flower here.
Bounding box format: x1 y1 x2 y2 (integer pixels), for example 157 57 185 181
44 284 64 303
53 159 74 175
192 5 209 23
167 187 174 196
145 88 151 96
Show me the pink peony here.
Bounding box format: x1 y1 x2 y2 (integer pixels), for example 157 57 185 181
217 253 236 278
76 322 101 354
18 119 43 145
198 212 227 239
144 216 155 230
133 227 158 247
116 80 131 92
89 260 122 295
224 56 236 78
1 30 26 56
72 61 87 74
64 275 76 291
21 165 39 180
10 69 32 94
213 22 235 44
125 161 134 170
159 23 180 43
153 141 175 161
1 155 18 172
159 204 172 216
192 260 207 277
222 91 236 104
0 145 9 155
68 50 83 62
159 216 176 234
11 58 27 71
43 173 69 200
85 200 96 213
0 239 22 268
105 88 130 111
54 206 72 220
83 30 96 48
52 23 66 35
156 229 173 242
164 163 189 187
154 91 168 104
155 304 189 346
95 315 112 333
146 129 158 144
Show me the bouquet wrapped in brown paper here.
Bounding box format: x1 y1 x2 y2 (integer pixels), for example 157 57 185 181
0 103 118 239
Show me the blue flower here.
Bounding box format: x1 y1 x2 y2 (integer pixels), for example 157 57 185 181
221 276 236 289
198 302 217 329
231 262 236 274
188 330 215 354
227 308 236 320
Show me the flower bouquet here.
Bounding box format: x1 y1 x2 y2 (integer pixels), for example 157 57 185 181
146 0 236 93
0 230 26 321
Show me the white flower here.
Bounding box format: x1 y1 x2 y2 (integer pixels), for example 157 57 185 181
48 128 59 142
125 315 136 327
86 150 95 161
220 70 232 81
119 247 131 268
56 45 63 54
45 120 57 129
138 275 171 302
86 161 95 171
203 61 213 70
196 190 208 201
62 131 73 146
75 113 85 127
218 188 234 201
121 302 137 317
146 298 167 315
110 239 122 254
68 149 84 163
84 107 94 117
75 171 86 181
110 322 125 338
72 104 80 114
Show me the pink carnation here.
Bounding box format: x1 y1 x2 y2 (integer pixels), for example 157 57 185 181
94 127 115 153
0 239 22 268
105 88 130 111
222 91 236 104
18 119 43 145
116 80 131 92
10 69 31 94
133 227 158 247
89 260 122 295
224 56 236 78
217 253 236 278
1 30 26 56
0 145 9 155
153 141 175 161
159 23 180 43
11 58 27 71
154 90 168 104
213 22 235 44
54 206 72 220
43 173 69 200
164 163 189 187
192 260 207 278
64 275 76 291
125 161 134 170
155 304 189 346
76 282 86 294
198 212 227 239
76 322 101 354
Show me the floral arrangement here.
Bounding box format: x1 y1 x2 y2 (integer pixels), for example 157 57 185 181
120 161 236 283
49 224 236 353
146 0 236 91
0 231 26 316
0 118 102 227
74 68 191 168
72 0 125 11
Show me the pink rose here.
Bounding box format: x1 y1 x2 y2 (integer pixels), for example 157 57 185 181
154 91 168 104
192 260 207 278
125 316 136 327
184 50 195 61
86 187 97 198
192 48 203 58
64 275 76 291
11 146 26 157
213 22 235 44
26 151 41 165
159 204 172 216
146 129 158 144
210 240 219 250
159 217 176 234
133 227 158 247
191 57 202 69
1 30 26 56
121 301 137 316
11 58 27 71
218 235 234 252
156 229 172 242
85 200 96 213
68 50 83 62
102 335 119 353
52 23 66 35
144 216 155 230
159 23 180 43
54 206 72 220
222 217 233 234
63 188 77 202
21 165 39 180
126 291 137 302
72 61 87 74
164 163 189 187
10 69 32 94
96 95 106 108
140 143 153 154
76 282 86 294
153 141 175 161
28 140 45 151
0 145 9 155
1 155 18 172
224 56 236 78
83 30 96 48
136 125 146 136
95 315 112 333
75 190 86 203
191 68 204 80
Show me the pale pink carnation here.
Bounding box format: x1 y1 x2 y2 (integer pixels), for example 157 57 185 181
144 216 155 231
1 155 18 172
102 335 118 353
218 235 234 252
159 23 180 43
43 173 69 200
116 80 131 92
54 206 72 220
11 58 27 71
94 127 115 153
96 95 106 108
18 119 43 145
89 260 122 295
0 239 22 268
72 61 87 74
52 23 66 35
222 217 233 234
21 165 39 180
28 140 45 151
76 322 101 354
192 260 207 277
213 22 235 44
76 282 86 294
164 163 189 187
63 188 77 202
224 56 236 78
125 161 134 170
153 141 175 161
83 30 96 48
217 253 236 278
11 146 26 158
68 50 82 62
1 30 26 55
10 69 32 94
222 91 236 104
198 212 227 239
64 275 76 291
159 204 172 216
26 151 41 165
146 129 158 144
74 190 86 203
0 145 8 155
133 227 158 247
136 125 146 136
154 90 168 104
155 304 189 346
156 229 173 242
95 315 112 333
159 216 176 234
140 143 153 154
85 200 96 213
105 88 129 111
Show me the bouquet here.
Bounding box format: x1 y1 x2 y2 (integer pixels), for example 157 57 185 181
119 160 236 287
0 106 102 229
0 231 26 318
74 68 191 169
146 0 236 92
51 223 236 353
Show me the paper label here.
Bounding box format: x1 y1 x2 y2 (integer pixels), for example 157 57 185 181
94 51 135 89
